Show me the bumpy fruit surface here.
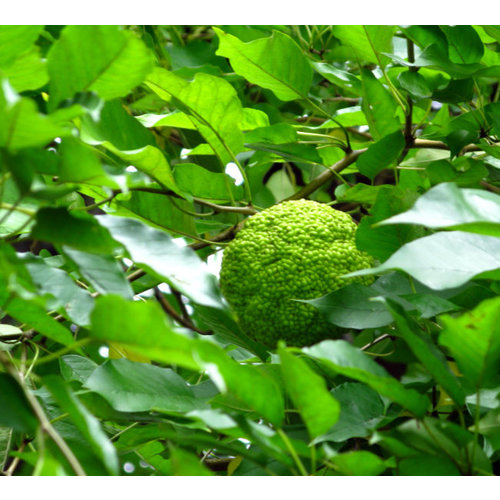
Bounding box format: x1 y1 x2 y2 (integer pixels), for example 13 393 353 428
219 199 374 348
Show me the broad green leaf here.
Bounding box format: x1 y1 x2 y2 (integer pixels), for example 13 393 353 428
378 182 500 237
48 26 153 107
30 208 120 254
146 68 245 166
169 445 214 476
20 252 95 326
58 138 118 187
386 299 465 406
90 295 199 370
214 27 312 101
440 26 484 64
328 450 387 476
383 417 491 474
90 296 284 426
439 297 500 389
80 99 155 151
331 26 396 66
96 215 222 308
398 455 460 475
348 231 500 290
360 69 400 140
304 340 428 417
356 130 405 180
356 186 423 261
397 71 432 99
43 375 119 475
302 283 393 329
85 359 206 413
315 383 386 443
2 47 48 92
174 163 242 201
0 80 68 151
138 107 269 132
5 297 75 347
60 355 98 384
312 63 362 94
0 374 38 433
278 346 340 439
62 247 133 299
0 26 43 66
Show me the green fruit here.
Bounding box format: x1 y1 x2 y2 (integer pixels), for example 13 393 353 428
219 199 374 348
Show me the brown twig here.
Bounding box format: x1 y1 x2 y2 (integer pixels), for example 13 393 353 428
153 287 212 335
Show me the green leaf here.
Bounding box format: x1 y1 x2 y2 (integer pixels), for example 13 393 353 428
20 252 95 326
304 340 428 417
47 26 153 107
60 355 98 384
0 374 38 433
96 215 222 308
62 247 133 300
360 69 400 140
43 375 119 475
85 359 207 413
145 68 245 166
356 130 405 180
356 186 423 261
90 296 284 426
0 427 12 470
169 445 214 476
278 345 340 439
0 80 68 151
328 450 387 476
397 71 432 99
31 208 120 254
386 299 465 406
174 163 242 201
315 383 386 443
331 26 396 66
439 296 500 389
302 283 393 329
440 26 484 64
214 27 313 101
2 47 48 92
378 182 500 237
0 26 43 66
90 295 199 369
5 297 75 347
348 231 500 290
398 455 460 475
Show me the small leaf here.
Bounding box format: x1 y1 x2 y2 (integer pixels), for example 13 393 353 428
398 71 432 99
356 130 405 180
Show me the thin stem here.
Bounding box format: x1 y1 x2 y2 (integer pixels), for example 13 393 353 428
0 351 86 476
276 428 308 476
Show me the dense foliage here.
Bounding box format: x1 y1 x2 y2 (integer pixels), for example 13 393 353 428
1 25 500 476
